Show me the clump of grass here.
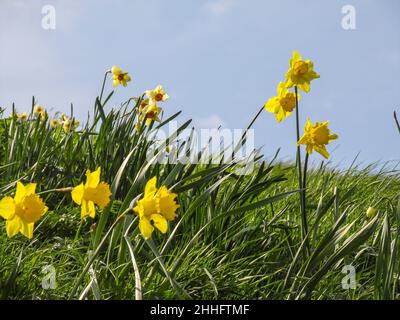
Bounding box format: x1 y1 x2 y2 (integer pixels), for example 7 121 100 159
0 73 399 300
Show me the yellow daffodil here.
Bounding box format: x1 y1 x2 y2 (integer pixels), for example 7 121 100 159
285 51 320 93
145 85 169 103
297 118 338 159
60 113 68 122
17 112 29 122
141 102 162 126
62 117 79 133
63 119 72 133
0 182 48 239
50 119 59 128
33 104 47 118
366 207 377 219
111 65 131 87
139 98 149 112
71 167 112 219
264 82 299 122
133 176 179 240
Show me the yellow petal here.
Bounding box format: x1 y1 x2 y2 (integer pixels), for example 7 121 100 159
315 145 329 159
0 197 16 220
298 81 310 93
72 183 85 205
87 201 96 218
150 214 168 234
111 66 121 75
275 108 288 122
297 134 308 145
14 181 26 203
144 176 157 198
290 51 301 68
305 118 312 130
277 82 286 95
329 134 338 142
306 144 313 155
85 167 101 188
6 216 22 238
24 183 37 196
292 50 301 63
264 97 279 113
81 200 89 219
20 221 34 239
139 216 154 240
133 203 143 217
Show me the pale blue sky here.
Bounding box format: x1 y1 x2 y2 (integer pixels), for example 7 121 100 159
1 0 399 167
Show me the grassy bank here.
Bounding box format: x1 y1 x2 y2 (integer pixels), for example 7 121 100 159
0 93 399 300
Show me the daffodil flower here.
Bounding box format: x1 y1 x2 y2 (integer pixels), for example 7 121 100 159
17 112 29 122
60 113 68 122
134 176 179 240
0 182 48 239
139 98 149 112
140 101 162 126
264 82 299 122
33 104 47 118
71 167 112 219
145 85 169 103
50 119 59 128
297 118 338 159
111 65 131 87
285 51 320 93
61 117 79 133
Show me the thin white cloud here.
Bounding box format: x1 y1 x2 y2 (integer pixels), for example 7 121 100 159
194 114 226 128
205 0 236 15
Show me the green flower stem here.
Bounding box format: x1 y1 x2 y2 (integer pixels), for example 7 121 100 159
302 152 309 229
68 208 132 299
99 70 111 103
37 187 73 195
394 111 400 134
295 86 309 255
